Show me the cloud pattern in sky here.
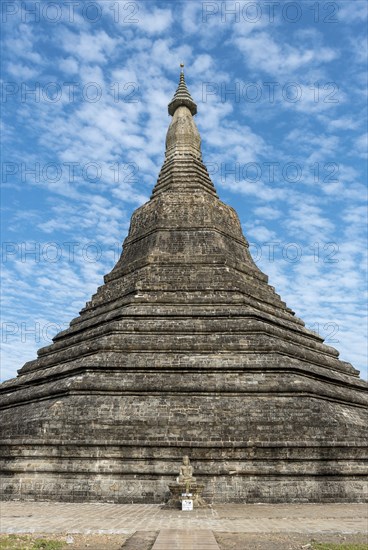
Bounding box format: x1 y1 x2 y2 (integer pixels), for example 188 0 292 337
1 0 367 381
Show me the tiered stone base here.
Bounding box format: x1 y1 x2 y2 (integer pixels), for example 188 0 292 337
1 472 367 504
1 439 367 503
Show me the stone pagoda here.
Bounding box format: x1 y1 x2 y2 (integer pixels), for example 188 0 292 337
1 69 367 504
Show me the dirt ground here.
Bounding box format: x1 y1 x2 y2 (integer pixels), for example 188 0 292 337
1 531 367 550
214 532 368 550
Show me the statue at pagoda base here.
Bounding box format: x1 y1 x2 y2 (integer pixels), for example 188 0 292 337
164 456 208 508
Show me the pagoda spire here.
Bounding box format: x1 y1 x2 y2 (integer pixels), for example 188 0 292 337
151 65 217 198
168 63 197 116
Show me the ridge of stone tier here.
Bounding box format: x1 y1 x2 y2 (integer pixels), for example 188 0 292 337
3 352 365 392
120 227 252 260
18 333 343 371
86 263 299 315
110 241 266 289
32 317 339 358
11 349 362 399
2 450 366 472
125 194 242 240
101 261 283 308
12 351 358 390
106 242 269 285
1 453 367 479
2 441 366 460
151 156 217 198
59 304 309 342
76 299 299 329
1 440 366 453
106 234 268 281
14 312 355 377
15 353 350 385
107 227 265 282
2 364 367 409
13 289 353 378
108 191 265 277
1 395 366 450
78 292 300 330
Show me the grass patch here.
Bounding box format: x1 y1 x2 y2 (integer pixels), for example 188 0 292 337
312 543 368 550
0 535 66 550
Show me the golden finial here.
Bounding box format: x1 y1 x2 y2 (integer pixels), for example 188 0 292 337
180 62 184 73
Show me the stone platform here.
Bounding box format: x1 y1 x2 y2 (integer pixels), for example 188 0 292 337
152 530 220 549
1 501 367 535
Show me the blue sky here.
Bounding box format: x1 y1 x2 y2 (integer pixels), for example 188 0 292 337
1 0 367 382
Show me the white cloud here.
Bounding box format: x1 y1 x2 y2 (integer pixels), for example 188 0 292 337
191 54 213 74
353 133 368 158
342 204 367 226
5 24 43 64
339 1 368 22
286 202 335 240
59 30 120 63
246 223 278 242
6 62 39 79
285 128 340 161
318 115 362 132
59 56 79 75
181 2 205 35
138 7 173 34
234 31 337 76
253 206 281 220
348 34 368 65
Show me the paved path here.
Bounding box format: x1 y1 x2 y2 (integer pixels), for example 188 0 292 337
151 529 220 549
0 502 367 535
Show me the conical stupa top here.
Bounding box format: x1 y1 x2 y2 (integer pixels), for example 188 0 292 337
168 64 197 116
151 63 217 198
